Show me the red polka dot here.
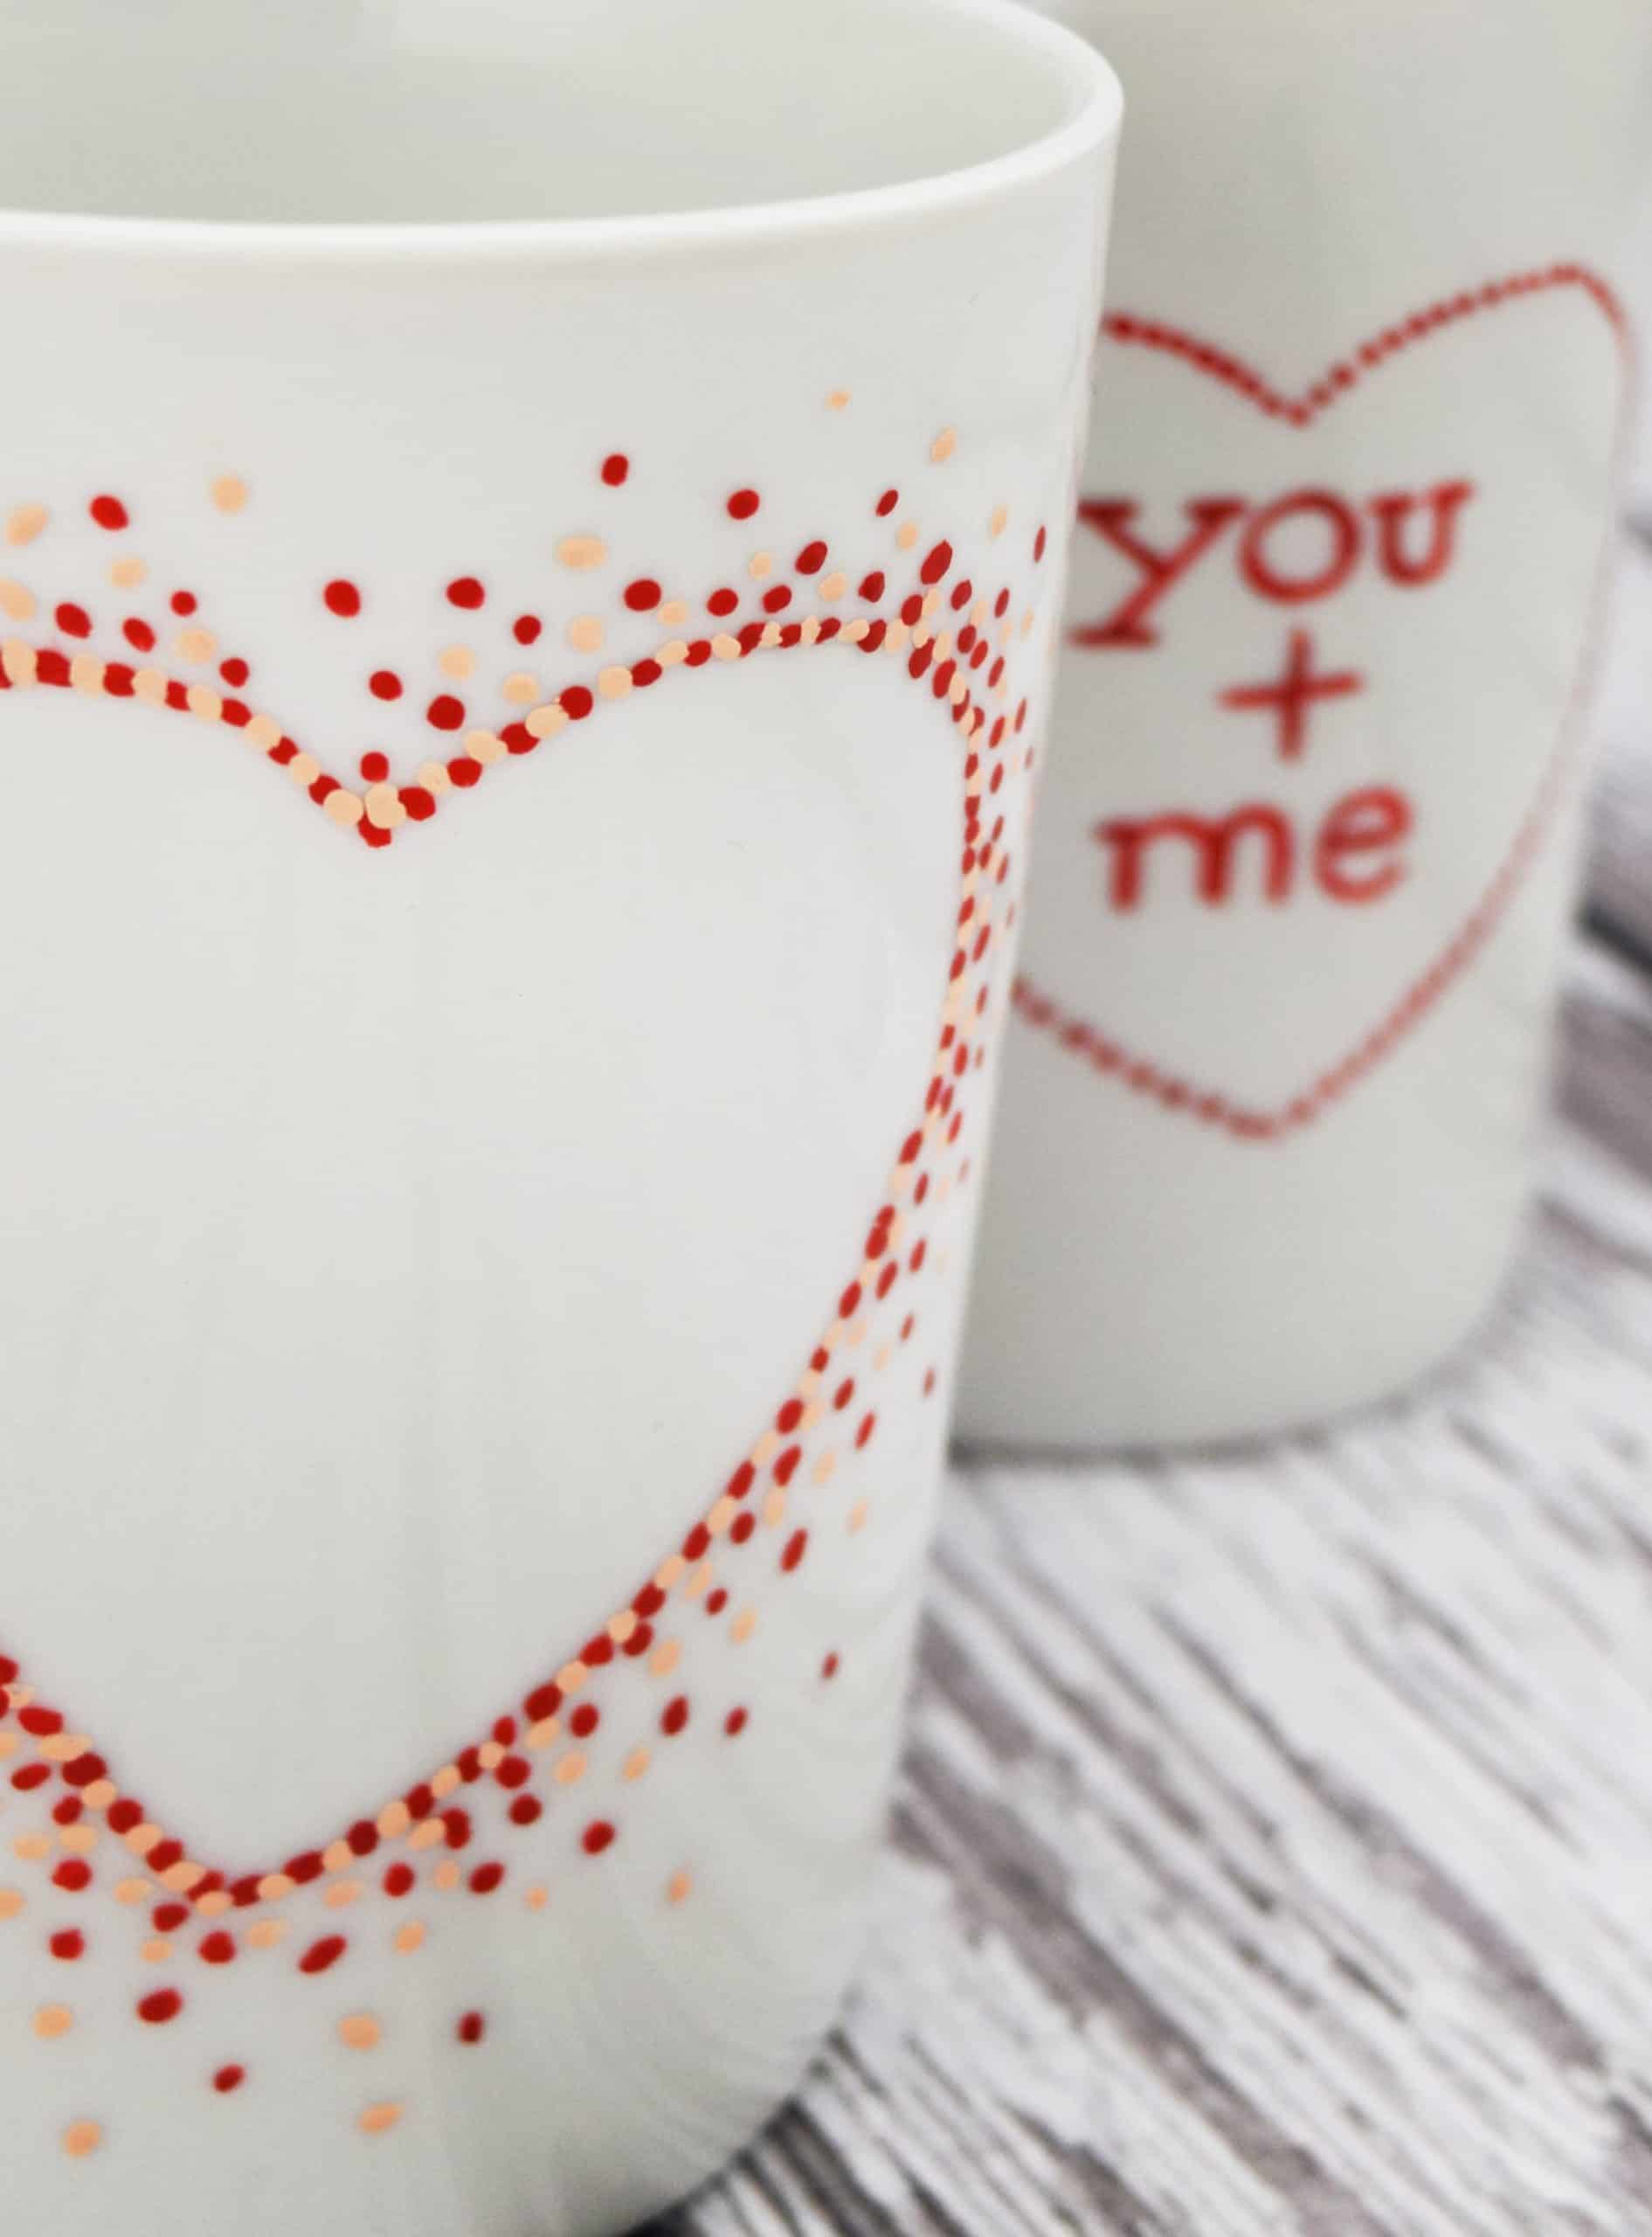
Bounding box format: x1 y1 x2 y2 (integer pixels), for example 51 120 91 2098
660 1696 689 1737
795 540 828 574
581 1820 615 1856
213 2065 245 2094
368 669 402 702
446 577 485 610
707 587 738 618
1033 525 1047 562
762 585 791 613
55 602 91 638
624 578 661 612
89 494 128 530
137 1988 183 2026
122 618 155 652
470 1861 505 1895
570 1704 600 1740
726 488 760 521
876 488 899 517
601 453 630 487
298 1935 347 1976
323 579 360 618
384 1863 415 1898
218 656 250 688
560 685 593 720
50 1930 84 1961
508 1796 543 1826
52 1860 92 1892
781 1529 809 1573
458 2012 487 2046
170 590 198 617
920 540 954 586
199 1932 236 1965
724 1707 748 1737
822 1652 840 1680
513 614 542 645
359 751 389 783
426 694 466 731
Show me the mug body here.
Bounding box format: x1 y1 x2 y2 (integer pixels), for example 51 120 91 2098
964 0 1649 1449
0 3 1119 2226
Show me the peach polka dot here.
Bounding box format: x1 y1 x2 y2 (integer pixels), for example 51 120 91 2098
667 1871 693 1906
110 556 146 589
438 644 475 680
0 579 35 620
339 2013 382 2051
930 427 957 463
896 522 919 551
623 1748 651 1782
819 572 847 601
113 1880 150 1907
730 1609 757 1645
747 551 773 580
556 536 606 571
34 2005 73 2040
502 670 540 705
650 1639 681 1679
140 1938 171 1964
62 2121 100 2159
848 1500 870 1534
247 1920 287 1950
359 2102 403 2137
525 1885 550 1912
393 1922 425 1954
657 599 688 627
0 1887 25 1920
5 503 47 545
176 627 217 665
323 789 365 828
553 1752 588 1786
432 1862 460 1893
566 614 604 653
211 474 249 514
826 390 851 411
12 1834 50 1862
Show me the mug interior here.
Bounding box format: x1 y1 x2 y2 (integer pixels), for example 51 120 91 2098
0 0 1099 228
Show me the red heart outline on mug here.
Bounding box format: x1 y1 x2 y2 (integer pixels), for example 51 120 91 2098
0 484 1042 1944
1013 264 1634 1142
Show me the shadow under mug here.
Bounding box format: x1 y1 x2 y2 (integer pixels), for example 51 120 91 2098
0 3 1118 2230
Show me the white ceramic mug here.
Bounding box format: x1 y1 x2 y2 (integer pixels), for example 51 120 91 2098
0 4 1118 2227
963 0 1649 1450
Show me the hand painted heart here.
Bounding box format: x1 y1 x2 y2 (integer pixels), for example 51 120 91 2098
1014 263 1631 1140
0 464 1045 1968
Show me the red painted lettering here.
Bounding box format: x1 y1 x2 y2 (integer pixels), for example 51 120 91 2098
1368 479 1476 586
1069 497 1247 648
1239 488 1362 605
1314 785 1414 902
1093 805 1294 910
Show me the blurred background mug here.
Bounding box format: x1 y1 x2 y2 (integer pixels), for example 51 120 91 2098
964 0 1651 1449
0 3 1118 2229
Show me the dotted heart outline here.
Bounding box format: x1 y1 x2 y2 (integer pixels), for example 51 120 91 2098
1014 263 1635 1141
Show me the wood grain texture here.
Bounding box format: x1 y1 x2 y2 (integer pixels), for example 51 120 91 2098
655 548 1652 2237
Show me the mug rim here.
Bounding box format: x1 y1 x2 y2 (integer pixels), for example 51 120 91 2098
0 0 1122 264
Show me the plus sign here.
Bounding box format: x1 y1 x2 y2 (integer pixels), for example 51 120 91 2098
1218 627 1365 761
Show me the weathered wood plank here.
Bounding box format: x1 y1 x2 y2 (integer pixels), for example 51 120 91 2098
660 935 1652 2236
